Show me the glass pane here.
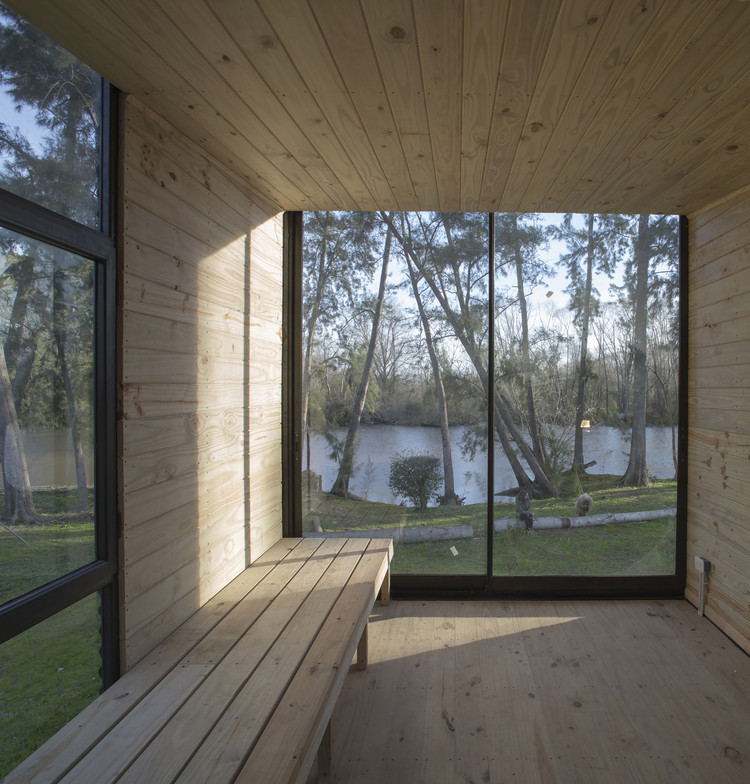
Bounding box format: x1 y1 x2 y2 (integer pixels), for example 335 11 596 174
0 228 94 606
0 4 102 229
492 213 679 576
302 212 489 574
0 593 102 777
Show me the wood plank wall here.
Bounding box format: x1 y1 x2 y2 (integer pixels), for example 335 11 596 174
688 187 750 655
119 96 283 669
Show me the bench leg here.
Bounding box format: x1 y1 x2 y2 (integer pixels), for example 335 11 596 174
380 565 390 606
356 623 368 671
317 719 333 782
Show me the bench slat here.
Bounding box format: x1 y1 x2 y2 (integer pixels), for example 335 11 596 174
60 537 342 784
3 537 303 784
116 537 354 783
236 539 393 784
3 537 392 784
175 538 373 783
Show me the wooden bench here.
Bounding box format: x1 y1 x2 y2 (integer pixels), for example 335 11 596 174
4 536 392 784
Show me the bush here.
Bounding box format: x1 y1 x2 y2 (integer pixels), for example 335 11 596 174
388 451 442 511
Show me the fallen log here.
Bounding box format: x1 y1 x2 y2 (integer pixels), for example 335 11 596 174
305 524 473 543
494 508 677 532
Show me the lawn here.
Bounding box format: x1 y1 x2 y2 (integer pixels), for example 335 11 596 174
0 490 100 779
303 475 678 576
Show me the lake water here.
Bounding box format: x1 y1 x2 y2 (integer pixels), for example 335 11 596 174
304 424 676 505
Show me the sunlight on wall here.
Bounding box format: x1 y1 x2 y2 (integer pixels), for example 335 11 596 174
195 232 252 606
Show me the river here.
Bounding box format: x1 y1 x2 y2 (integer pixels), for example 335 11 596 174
304 424 677 506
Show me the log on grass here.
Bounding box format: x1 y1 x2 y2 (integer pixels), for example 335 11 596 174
305 525 473 543
494 508 677 532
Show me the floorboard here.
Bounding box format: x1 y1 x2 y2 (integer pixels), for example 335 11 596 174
312 599 750 783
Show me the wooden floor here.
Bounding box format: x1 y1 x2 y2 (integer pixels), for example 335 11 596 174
316 599 749 783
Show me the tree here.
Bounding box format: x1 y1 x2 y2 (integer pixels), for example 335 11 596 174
52 263 90 510
370 304 416 402
302 212 378 437
383 211 554 496
555 213 626 471
0 331 34 520
0 8 100 224
330 221 392 497
495 213 551 469
0 8 100 517
401 215 460 505
620 216 651 486
619 214 678 487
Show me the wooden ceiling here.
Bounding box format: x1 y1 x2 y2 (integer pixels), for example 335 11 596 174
8 0 750 215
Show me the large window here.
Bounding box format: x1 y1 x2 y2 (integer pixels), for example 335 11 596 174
0 6 116 777
293 211 684 594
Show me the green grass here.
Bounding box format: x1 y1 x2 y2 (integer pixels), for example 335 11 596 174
0 494 95 606
304 475 678 576
0 595 102 778
389 517 675 575
0 490 99 778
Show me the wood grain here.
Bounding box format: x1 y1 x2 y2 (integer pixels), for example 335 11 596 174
688 186 750 656
325 600 750 783
120 97 283 669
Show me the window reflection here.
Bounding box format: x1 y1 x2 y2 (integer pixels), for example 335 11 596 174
0 228 94 606
0 5 102 228
300 211 679 579
301 212 489 575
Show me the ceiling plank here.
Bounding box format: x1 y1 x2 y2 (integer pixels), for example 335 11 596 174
542 0 704 211
521 0 662 212
161 0 360 211
204 0 374 210
257 0 399 210
477 0 561 211
564 1 744 212
413 0 464 212
361 0 440 211
638 100 750 214
460 0 510 213
99 0 330 210
501 0 612 213
310 0 418 211
592 7 750 213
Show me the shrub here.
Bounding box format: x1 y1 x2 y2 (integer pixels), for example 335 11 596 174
388 451 441 511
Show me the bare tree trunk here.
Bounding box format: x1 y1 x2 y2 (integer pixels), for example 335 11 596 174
406 256 459 505
54 327 88 510
0 346 36 522
331 224 392 497
301 241 327 441
573 214 595 471
511 215 546 468
621 215 650 487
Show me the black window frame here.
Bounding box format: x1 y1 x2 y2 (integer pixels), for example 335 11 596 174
0 82 119 686
283 211 687 600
